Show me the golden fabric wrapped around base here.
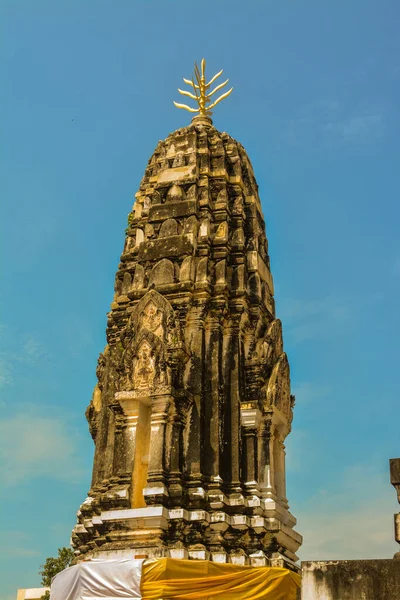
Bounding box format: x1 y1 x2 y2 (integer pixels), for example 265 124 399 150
141 558 301 600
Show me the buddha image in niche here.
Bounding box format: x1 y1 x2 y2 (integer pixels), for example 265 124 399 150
134 341 155 389
141 301 163 336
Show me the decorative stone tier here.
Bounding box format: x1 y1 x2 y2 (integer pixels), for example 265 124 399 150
73 496 301 566
72 118 302 567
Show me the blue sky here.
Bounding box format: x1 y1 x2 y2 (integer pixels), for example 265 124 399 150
1 0 399 597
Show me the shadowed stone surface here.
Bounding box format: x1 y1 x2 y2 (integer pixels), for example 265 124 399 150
302 559 400 600
390 458 400 559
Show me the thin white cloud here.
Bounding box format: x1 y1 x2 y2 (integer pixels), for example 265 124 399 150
393 258 400 276
292 382 330 405
0 531 40 559
9 210 58 265
279 295 351 344
0 358 13 392
0 327 52 398
22 336 49 363
282 93 385 148
323 114 383 140
0 407 85 487
280 296 350 321
286 429 309 474
297 465 399 561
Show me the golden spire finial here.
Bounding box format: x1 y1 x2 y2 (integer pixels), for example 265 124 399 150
174 58 233 119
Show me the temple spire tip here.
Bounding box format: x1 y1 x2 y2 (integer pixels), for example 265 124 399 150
174 58 233 120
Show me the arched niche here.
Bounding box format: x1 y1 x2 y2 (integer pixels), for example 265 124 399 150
248 272 261 300
166 184 185 203
215 259 226 284
180 256 195 282
131 264 145 290
196 257 208 282
149 258 174 287
184 215 198 236
186 184 197 200
159 218 178 238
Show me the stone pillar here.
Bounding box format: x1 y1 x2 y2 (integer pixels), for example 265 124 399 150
112 413 136 485
131 401 151 508
184 302 206 506
203 313 221 486
144 393 170 504
167 399 187 506
274 431 289 509
90 408 111 491
258 419 277 500
241 406 261 499
114 391 143 505
227 315 242 493
102 412 116 484
186 302 204 474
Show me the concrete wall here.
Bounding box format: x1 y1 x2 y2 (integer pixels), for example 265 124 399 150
302 559 400 600
16 589 48 600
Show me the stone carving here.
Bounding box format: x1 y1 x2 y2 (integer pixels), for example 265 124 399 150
152 190 161 205
216 188 228 205
141 301 163 337
199 219 210 240
214 221 228 243
231 227 245 248
134 340 155 390
142 197 150 215
266 353 291 418
74 116 301 568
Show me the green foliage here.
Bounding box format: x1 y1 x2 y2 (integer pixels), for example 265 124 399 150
39 547 74 598
125 212 135 233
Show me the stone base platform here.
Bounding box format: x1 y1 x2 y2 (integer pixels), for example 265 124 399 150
72 502 301 571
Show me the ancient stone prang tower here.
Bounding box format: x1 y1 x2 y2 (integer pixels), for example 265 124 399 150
72 77 302 566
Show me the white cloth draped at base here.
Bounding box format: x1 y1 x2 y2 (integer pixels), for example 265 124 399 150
50 558 144 600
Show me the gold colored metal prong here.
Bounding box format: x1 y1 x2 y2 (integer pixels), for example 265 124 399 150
206 79 229 99
178 88 198 100
206 69 223 88
183 78 199 89
208 87 233 111
173 101 199 113
174 60 233 118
